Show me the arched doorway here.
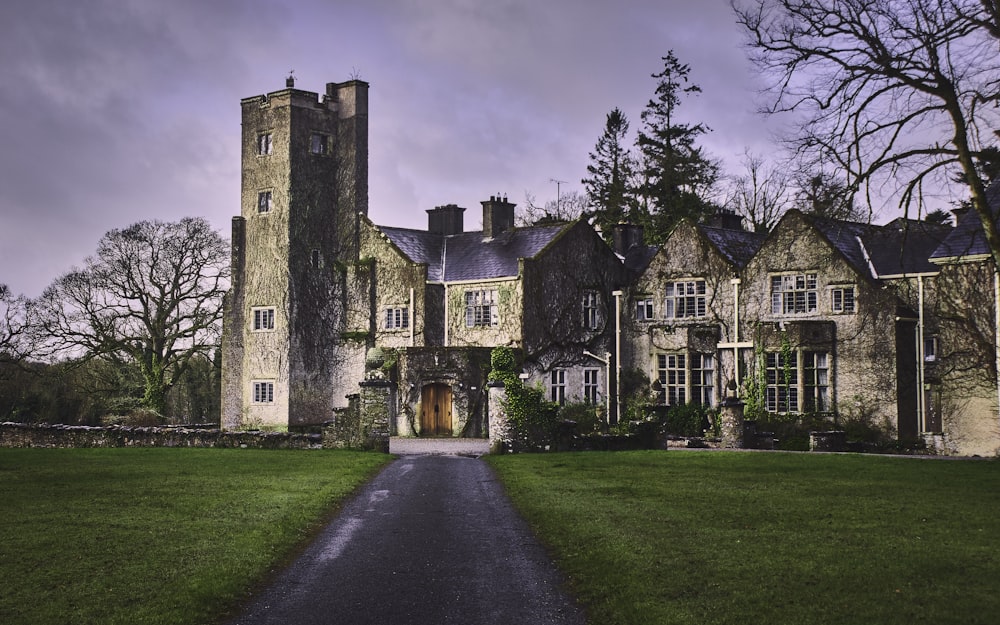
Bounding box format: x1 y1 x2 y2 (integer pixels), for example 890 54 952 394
420 383 453 436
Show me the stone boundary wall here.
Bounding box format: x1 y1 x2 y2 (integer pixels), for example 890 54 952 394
0 422 322 450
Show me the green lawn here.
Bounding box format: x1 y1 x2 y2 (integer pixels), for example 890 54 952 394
0 448 390 625
488 450 1000 625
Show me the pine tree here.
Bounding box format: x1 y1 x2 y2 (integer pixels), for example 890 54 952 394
636 51 719 242
581 108 637 242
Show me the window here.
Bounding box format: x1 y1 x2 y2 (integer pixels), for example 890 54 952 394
636 298 655 321
771 273 818 315
465 289 498 327
803 352 830 412
252 381 274 404
257 190 273 214
550 369 566 405
583 368 600 404
582 291 600 330
257 132 272 155
656 354 687 405
385 307 409 330
310 249 322 269
765 351 798 413
310 133 330 155
665 280 707 319
831 287 856 313
252 307 275 331
924 336 939 362
691 353 714 407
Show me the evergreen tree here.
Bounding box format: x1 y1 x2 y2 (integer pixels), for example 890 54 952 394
636 51 719 242
581 108 637 242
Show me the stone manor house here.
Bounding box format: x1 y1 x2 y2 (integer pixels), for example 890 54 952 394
221 77 1000 456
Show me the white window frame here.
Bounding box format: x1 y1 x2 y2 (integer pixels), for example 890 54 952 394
765 351 798 413
257 132 272 156
656 354 687 405
385 306 409 330
465 289 498 327
636 297 655 321
831 286 856 314
803 351 830 412
252 381 274 404
582 290 600 330
771 273 818 315
665 280 707 319
251 307 275 332
691 353 715 407
583 368 600 404
550 369 567 405
257 190 273 214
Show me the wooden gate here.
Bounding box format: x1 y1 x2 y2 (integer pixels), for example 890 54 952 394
420 383 453 436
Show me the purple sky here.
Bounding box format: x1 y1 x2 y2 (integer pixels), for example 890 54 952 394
0 0 832 297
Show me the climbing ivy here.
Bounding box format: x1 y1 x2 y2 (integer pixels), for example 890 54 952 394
488 346 558 449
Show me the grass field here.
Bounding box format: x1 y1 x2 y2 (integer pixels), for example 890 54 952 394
0 448 390 625
488 450 1000 625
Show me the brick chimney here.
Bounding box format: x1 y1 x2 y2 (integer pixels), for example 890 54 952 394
482 195 516 239
427 204 465 235
705 208 744 231
611 223 644 255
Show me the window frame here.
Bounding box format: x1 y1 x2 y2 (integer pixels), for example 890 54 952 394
385 306 410 330
583 368 600 404
635 297 655 321
251 307 275 332
770 272 818 315
257 132 273 156
550 369 567 406
252 380 275 404
830 286 856 314
257 189 273 214
464 289 499 327
690 353 715 407
309 132 331 156
656 353 687 406
664 279 707 319
582 290 600 330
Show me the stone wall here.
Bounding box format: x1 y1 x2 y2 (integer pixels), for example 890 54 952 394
0 422 322 449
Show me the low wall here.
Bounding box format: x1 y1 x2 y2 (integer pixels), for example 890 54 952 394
0 422 322 450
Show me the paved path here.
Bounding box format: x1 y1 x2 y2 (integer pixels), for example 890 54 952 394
226 454 585 625
389 436 491 457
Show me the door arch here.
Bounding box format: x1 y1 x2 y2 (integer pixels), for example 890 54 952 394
420 383 453 436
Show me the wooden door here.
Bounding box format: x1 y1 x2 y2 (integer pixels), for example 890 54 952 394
420 383 453 436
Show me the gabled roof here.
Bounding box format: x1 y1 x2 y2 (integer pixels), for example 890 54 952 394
929 180 1000 261
697 224 766 269
622 244 659 275
862 220 951 276
376 223 569 282
774 210 951 280
798 212 880 279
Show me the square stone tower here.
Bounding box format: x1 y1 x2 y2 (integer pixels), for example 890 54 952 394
221 78 369 430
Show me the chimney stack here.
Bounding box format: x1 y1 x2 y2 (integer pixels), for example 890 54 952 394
705 208 744 231
611 223 644 255
482 195 516 239
427 204 465 235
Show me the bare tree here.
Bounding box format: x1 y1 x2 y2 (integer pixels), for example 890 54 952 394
32 218 229 414
0 284 28 363
724 150 792 232
518 190 589 226
733 0 1000 267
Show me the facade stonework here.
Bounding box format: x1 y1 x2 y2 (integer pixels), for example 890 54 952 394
221 78 1000 456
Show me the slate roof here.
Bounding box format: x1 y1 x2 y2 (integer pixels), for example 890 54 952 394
799 213 880 279
377 223 569 282
929 180 1000 260
698 225 766 269
622 244 659 276
862 220 952 276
